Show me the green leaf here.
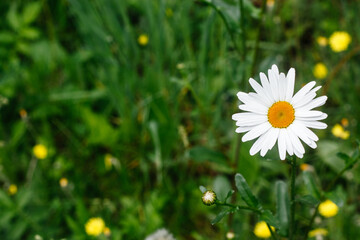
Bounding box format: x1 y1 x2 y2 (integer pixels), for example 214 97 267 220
20 27 40 39
235 173 260 209
7 4 21 30
275 181 290 236
260 209 279 229
302 171 321 200
0 190 14 208
22 1 42 24
213 175 232 201
199 186 207 193
224 190 235 203
336 152 351 163
0 31 15 43
188 146 227 164
297 195 320 207
211 208 233 225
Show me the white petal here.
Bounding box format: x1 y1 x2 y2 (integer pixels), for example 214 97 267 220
284 130 294 156
295 110 324 118
261 127 279 156
295 121 319 141
236 126 253 133
242 122 272 142
268 69 279 101
235 118 267 127
287 127 305 154
285 68 295 101
249 92 271 107
239 103 268 115
293 92 316 109
296 113 328 121
293 146 304 158
236 92 250 104
279 73 287 101
296 96 327 112
277 129 287 160
291 81 316 105
232 112 266 121
271 64 279 76
301 121 327 129
260 72 274 102
289 122 313 147
249 131 269 156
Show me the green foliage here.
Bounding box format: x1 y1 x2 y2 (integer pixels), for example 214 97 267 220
0 0 360 239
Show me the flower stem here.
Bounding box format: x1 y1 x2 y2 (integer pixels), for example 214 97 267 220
266 222 279 240
289 156 297 240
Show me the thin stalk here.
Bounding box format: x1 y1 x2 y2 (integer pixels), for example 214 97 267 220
216 201 261 214
267 222 279 240
289 157 297 240
303 205 319 240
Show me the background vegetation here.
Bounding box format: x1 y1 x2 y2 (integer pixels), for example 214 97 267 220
0 0 360 239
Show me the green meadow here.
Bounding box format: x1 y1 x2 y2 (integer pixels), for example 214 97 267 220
1 0 360 239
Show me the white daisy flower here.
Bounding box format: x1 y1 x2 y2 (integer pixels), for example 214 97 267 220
232 64 327 160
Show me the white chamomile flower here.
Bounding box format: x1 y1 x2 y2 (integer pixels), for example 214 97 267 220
232 64 327 160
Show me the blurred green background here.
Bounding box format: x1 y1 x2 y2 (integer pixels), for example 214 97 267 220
1 0 360 239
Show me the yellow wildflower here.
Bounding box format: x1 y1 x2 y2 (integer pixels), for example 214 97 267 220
308 228 328 238
316 36 328 47
8 184 17 195
85 217 105 236
253 221 275 238
19 109 28 119
138 34 149 46
313 63 328 79
341 118 349 127
104 154 113 170
329 31 351 52
267 0 275 8
331 124 350 140
319 200 338 218
103 227 111 236
33 144 48 159
59 178 68 188
300 163 312 171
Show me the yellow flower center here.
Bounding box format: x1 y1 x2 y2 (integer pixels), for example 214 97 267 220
267 101 295 128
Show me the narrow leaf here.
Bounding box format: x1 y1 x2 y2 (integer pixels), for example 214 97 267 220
211 208 232 225
235 173 260 209
260 210 279 229
275 181 290 236
302 171 321 200
297 195 320 207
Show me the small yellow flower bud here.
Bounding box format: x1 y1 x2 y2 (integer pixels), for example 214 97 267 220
8 184 17 195
308 228 328 238
318 200 338 218
103 227 111 236
253 221 275 238
138 34 149 46
329 31 351 52
33 144 48 159
316 36 328 47
331 124 350 140
85 217 105 236
202 190 217 206
59 178 68 188
313 63 328 79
